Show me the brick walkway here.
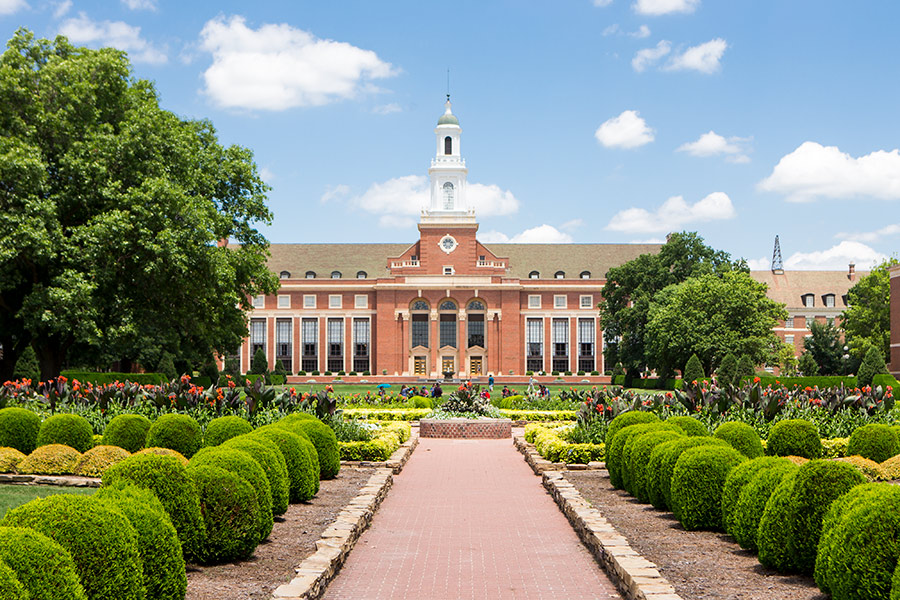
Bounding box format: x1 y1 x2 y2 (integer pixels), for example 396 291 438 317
323 438 621 600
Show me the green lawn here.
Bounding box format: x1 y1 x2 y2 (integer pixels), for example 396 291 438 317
0 485 95 518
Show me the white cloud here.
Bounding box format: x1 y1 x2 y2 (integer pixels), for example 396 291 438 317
677 130 751 163
835 223 900 244
258 167 275 184
602 24 619 36
632 40 671 72
480 225 574 244
759 141 900 203
784 241 886 270
594 0 614 6
52 0 71 18
199 15 396 111
630 25 652 38
121 0 157 10
747 257 769 270
630 237 666 244
595 110 654 149
59 13 167 64
606 192 736 233
0 0 27 16
560 219 584 231
373 103 402 115
634 0 700 15
665 38 727 73
320 184 351 204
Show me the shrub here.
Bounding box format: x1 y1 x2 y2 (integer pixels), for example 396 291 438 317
608 421 677 490
757 471 800 571
1 495 143 600
647 436 728 511
721 456 787 535
134 446 189 465
670 445 747 530
816 483 900 600
847 423 900 463
17 444 81 475
798 351 819 376
836 456 887 481
408 396 433 409
102 453 206 562
101 414 151 453
766 419 823 459
12 346 39 383
729 461 799 551
627 430 686 503
90 434 102 448
0 448 26 473
0 408 41 454
157 352 178 381
187 465 260 563
250 347 268 375
204 416 252 447
146 413 203 459
280 412 317 425
665 416 708 437
223 435 290 516
0 558 27 600
604 411 660 447
683 353 705 384
0 526 87 600
340 437 396 461
36 414 93 453
717 353 738 387
881 454 900 480
857 345 887 388
96 482 186 600
714 421 764 458
74 445 131 477
822 437 849 458
189 447 273 543
61 371 167 385
253 426 318 502
280 418 340 480
737 354 755 381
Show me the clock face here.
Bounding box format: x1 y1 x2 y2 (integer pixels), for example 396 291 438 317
439 235 457 254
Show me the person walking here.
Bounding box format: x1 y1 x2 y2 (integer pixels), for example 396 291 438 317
488 374 494 391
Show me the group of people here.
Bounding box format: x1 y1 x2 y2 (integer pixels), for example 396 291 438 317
398 383 443 398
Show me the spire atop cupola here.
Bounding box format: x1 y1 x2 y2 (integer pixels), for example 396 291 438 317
422 96 472 224
437 98 459 126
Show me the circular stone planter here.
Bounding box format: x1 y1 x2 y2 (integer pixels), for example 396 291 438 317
419 418 512 439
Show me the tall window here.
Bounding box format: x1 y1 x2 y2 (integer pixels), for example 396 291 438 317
440 314 456 348
577 318 595 373
785 316 794 329
301 318 318 373
824 294 835 308
327 318 343 372
250 319 266 359
444 136 452 155
411 300 429 348
526 318 543 372
442 182 454 210
353 318 369 373
276 319 291 372
468 315 484 348
552 318 569 372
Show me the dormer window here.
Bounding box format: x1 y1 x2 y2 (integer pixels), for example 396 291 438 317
802 294 815 308
555 271 565 279
444 136 452 155
279 271 291 279
823 294 835 308
305 271 316 279
529 271 540 279
580 271 591 279
331 271 342 279
356 271 367 279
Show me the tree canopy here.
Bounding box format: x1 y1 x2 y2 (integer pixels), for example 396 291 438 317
803 320 844 376
0 30 278 380
841 258 897 361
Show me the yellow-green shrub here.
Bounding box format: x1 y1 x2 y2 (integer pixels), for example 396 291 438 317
134 447 188 466
380 421 411 443
881 454 900 480
74 445 131 477
17 444 81 475
822 437 849 458
834 456 887 481
0 448 26 473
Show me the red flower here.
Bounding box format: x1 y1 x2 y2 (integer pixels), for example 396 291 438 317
753 376 760 383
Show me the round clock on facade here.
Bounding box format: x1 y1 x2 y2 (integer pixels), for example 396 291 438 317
439 234 458 254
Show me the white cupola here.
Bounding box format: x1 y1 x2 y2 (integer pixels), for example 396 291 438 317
422 97 474 223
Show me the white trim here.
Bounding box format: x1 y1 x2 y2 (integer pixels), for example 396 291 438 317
527 294 541 309
303 294 316 309
354 294 368 309
553 294 567 309
277 294 291 309
252 295 265 309
328 294 342 309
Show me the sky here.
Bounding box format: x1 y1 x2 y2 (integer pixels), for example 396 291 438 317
2 0 899 270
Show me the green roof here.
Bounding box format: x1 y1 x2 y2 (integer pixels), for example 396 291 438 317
437 113 459 126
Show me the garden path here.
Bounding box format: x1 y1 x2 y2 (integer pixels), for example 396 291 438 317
322 437 621 600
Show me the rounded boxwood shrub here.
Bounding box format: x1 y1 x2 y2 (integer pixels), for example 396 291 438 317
757 470 800 572
253 426 318 502
714 421 764 458
608 421 678 490
408 396 432 409
882 453 900 480
96 482 186 600
223 435 290 516
647 436 728 510
670 444 747 530
787 459 867 574
135 446 189 465
627 429 685 503
189 447 273 542
280 413 317 426
90 434 102 448
204 416 252 447
187 464 260 563
816 483 900 600
721 456 787 535
36 414 94 453
146 413 203 459
604 411 659 447
835 455 887 481
102 453 206 562
0 526 87 600
101 414 151 453
665 416 709 437
0 408 41 454
847 423 900 463
74 445 131 477
766 419 823 459
281 419 340 480
0 559 27 600
0 448 26 473
1 495 143 600
729 461 798 551
17 444 81 475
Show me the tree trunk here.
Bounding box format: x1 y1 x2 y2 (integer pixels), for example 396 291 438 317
36 340 69 381
0 335 24 383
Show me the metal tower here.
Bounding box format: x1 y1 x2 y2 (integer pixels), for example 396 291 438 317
772 235 784 273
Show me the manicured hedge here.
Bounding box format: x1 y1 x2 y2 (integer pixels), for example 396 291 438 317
102 453 206 562
754 375 857 389
408 395 433 409
342 408 430 421
627 430 685 503
279 418 340 480
37 414 94 453
665 416 709 437
253 426 318 502
608 421 676 490
0 408 41 454
187 465 260 563
765 419 822 459
873 373 900 390
670 445 747 530
17 444 81 475
647 436 729 511
721 456 787 536
204 416 253 447
757 470 799 572
146 414 203 459
61 371 167 385
223 435 290 516
74 445 131 477
847 423 900 463
499 409 577 421
0 448 25 473
0 559 27 600
135 446 189 465
729 461 798 551
0 526 87 600
96 482 187 600
1 495 144 600
714 421 764 458
102 414 151 453
340 437 397 462
605 411 660 447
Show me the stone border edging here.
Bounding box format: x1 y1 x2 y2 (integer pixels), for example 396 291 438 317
514 435 683 600
0 473 101 487
512 434 605 472
341 427 419 474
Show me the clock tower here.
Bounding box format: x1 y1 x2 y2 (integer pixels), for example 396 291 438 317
422 97 474 224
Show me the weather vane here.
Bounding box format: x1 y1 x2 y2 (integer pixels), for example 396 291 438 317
447 68 450 101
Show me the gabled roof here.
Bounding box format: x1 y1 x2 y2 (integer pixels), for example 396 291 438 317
750 270 866 310
267 244 409 279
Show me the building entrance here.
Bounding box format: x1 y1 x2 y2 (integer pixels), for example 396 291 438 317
470 356 483 376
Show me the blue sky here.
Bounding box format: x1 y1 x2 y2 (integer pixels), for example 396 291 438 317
2 0 899 270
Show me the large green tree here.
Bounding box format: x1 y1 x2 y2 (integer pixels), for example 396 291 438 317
600 231 747 377
0 31 278 380
803 320 844 376
841 258 898 361
644 271 787 375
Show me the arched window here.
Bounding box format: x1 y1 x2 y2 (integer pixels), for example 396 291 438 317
331 271 342 279
580 271 591 279
356 271 367 279
467 300 485 311
444 136 452 155
305 271 316 279
439 300 457 311
555 271 565 279
412 300 429 311
442 182 454 210
279 271 291 279
467 300 485 348
439 300 457 348
529 271 540 279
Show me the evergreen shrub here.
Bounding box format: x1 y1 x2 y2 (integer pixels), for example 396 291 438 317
102 453 206 562
146 413 203 458
102 414 151 452
627 429 686 502
0 526 86 600
0 448 26 473
604 411 659 447
223 435 290 516
12 347 38 382
835 455 887 481
60 371 167 385
204 416 252 447
280 418 340 480
187 465 260 563
881 454 900 480
74 445 131 477
408 396 433 409
17 444 81 475
683 353 705 384
670 445 747 530
253 426 318 502
666 416 708 437
757 471 799 571
1 495 143 600
36 414 93 453
0 558 27 600
0 408 41 454
857 345 887 388
737 354 755 381
135 446 189 465
717 353 738 387
729 461 798 551
250 348 268 375
721 456 787 535
714 421 764 458
608 421 676 490
647 436 728 510
766 419 822 459
847 423 900 463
